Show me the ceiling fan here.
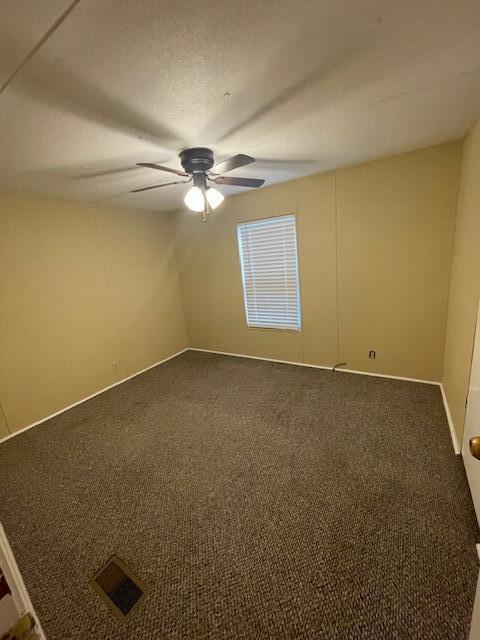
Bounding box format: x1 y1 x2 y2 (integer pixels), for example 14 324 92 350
132 148 265 221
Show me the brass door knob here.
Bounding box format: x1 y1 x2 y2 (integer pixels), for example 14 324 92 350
470 437 480 459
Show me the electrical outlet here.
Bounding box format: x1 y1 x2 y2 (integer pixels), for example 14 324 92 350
368 350 376 359
112 361 120 372
215 335 221 345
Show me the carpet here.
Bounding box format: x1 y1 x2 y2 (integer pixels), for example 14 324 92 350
0 350 478 639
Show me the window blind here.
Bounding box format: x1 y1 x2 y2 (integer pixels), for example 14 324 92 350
237 214 301 331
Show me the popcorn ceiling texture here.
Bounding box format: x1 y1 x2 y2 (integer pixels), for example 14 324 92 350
1 1 480 212
0 351 478 639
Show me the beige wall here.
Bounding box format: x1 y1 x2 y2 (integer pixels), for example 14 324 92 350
0 142 464 437
175 143 461 381
443 121 480 445
336 148 460 379
0 195 187 434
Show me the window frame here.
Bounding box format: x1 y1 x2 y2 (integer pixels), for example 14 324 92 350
236 213 302 332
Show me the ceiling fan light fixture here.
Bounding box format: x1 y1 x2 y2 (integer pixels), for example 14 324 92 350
184 186 205 212
134 150 264 220
206 187 225 209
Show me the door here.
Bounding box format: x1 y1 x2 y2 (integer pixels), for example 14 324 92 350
463 300 480 523
464 302 480 640
0 523 45 639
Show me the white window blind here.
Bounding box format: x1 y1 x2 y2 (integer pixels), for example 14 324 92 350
237 214 301 331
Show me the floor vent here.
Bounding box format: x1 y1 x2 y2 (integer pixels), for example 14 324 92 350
90 555 146 621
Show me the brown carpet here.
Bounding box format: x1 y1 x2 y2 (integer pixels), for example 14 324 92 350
0 350 478 639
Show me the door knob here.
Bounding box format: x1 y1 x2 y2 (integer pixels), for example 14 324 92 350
470 437 480 459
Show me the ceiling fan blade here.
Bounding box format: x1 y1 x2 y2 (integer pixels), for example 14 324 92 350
211 154 255 175
213 176 265 188
137 162 189 177
131 179 190 193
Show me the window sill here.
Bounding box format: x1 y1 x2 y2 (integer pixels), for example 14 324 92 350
246 324 302 333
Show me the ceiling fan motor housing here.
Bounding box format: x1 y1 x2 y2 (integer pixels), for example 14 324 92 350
179 147 214 174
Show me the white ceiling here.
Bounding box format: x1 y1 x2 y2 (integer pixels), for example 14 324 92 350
1 0 480 212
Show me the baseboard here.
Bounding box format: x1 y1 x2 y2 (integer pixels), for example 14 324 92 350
439 383 461 455
189 348 460 456
335 367 439 385
189 347 334 372
188 347 439 384
0 348 188 445
1 346 460 458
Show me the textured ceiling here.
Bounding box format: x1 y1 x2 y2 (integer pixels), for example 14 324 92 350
1 0 480 212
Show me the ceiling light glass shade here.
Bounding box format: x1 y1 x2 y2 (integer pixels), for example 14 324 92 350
184 186 205 212
206 187 225 209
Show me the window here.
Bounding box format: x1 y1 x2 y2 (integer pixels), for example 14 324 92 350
237 214 301 331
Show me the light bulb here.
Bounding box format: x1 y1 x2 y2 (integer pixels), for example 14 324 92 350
206 187 225 209
184 186 205 212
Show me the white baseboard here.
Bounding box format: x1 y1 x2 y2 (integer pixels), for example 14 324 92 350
189 347 334 372
0 348 188 445
189 348 461 455
335 367 439 385
189 347 438 384
1 346 460 458
439 383 461 454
